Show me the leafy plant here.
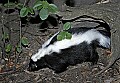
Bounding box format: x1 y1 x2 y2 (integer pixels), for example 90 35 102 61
5 44 12 53
4 2 16 8
14 37 29 53
20 6 34 17
21 37 29 46
20 0 58 20
57 22 72 41
2 32 9 41
4 1 24 9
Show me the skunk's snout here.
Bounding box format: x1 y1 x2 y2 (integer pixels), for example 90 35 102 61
28 58 47 71
28 63 37 71
28 59 38 71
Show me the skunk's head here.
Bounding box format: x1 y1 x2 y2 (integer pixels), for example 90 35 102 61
28 58 47 71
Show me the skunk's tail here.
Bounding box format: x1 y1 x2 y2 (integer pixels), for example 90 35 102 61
62 15 111 32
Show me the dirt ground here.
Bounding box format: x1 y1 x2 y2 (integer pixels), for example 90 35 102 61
0 0 120 83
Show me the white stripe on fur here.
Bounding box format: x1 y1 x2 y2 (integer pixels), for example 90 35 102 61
31 29 110 62
42 31 60 48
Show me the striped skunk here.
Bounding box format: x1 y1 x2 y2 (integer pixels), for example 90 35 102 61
28 16 111 73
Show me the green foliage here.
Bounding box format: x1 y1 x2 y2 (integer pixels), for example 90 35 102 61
66 32 72 39
1 0 59 55
20 7 34 17
20 0 58 20
4 2 16 8
34 1 58 20
2 33 9 40
57 35 63 41
27 7 34 14
5 44 12 53
4 2 24 9
33 1 42 10
48 4 58 13
20 7 28 17
16 3 24 9
57 22 72 41
21 37 29 46
16 44 22 53
39 8 48 20
63 22 71 30
15 37 29 53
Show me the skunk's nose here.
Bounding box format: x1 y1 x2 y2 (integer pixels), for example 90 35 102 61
28 63 38 71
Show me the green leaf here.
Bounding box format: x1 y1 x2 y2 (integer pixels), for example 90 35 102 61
59 31 66 39
20 7 28 17
27 7 34 14
42 1 49 8
48 4 58 13
5 44 12 53
57 35 63 41
16 45 22 53
21 37 29 46
66 32 72 39
33 1 42 10
63 22 71 30
4 2 16 8
33 4 42 10
16 3 24 9
57 31 72 41
57 31 66 41
2 33 9 40
34 0 42 6
39 8 48 20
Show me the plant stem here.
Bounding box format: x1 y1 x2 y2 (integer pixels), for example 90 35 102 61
19 19 22 52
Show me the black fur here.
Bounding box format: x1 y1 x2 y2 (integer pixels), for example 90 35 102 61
28 41 99 73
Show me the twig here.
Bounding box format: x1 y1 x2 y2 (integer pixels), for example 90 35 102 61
12 29 48 36
0 69 17 75
1 15 6 59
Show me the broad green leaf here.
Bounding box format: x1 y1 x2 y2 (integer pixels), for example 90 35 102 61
27 7 34 14
39 8 48 20
20 7 28 17
57 35 63 41
33 1 42 10
63 22 71 30
66 32 72 39
5 44 12 53
21 37 29 46
48 4 58 13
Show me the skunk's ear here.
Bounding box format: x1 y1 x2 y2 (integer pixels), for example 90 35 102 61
44 55 68 73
